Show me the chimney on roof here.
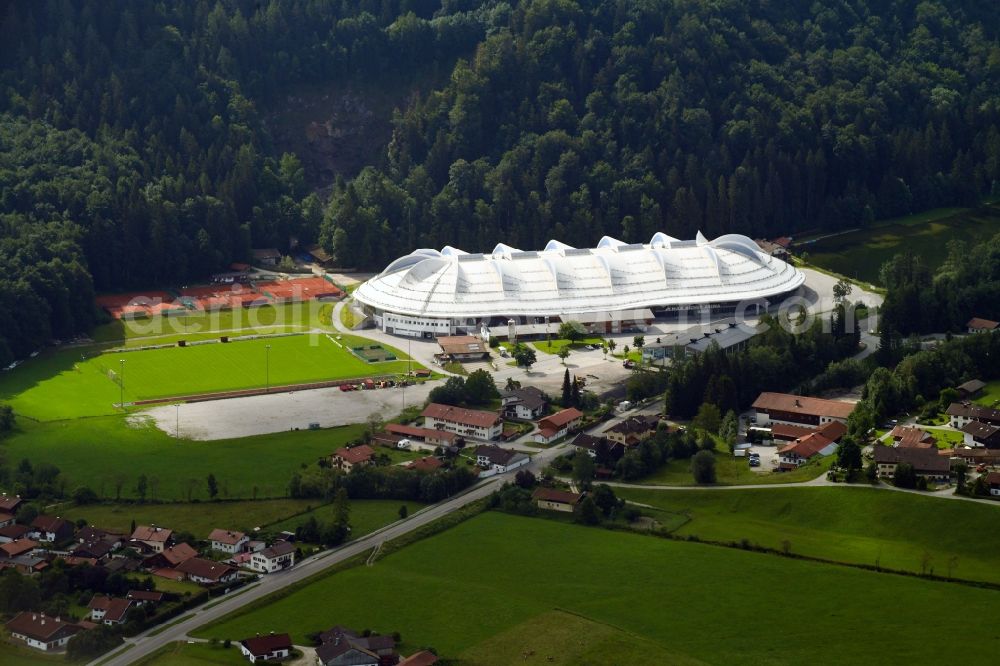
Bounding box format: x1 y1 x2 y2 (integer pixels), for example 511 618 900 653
794 399 801 407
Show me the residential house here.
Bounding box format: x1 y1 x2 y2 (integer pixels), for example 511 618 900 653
70 539 116 562
946 402 1000 429
249 541 295 574
474 445 530 477
406 456 444 472
777 432 838 469
569 433 625 463
533 407 584 444
436 335 489 361
949 447 1000 467
966 317 999 334
754 238 791 259
88 596 132 625
399 652 439 666
5 612 82 651
0 494 23 514
175 557 238 585
769 422 818 442
872 444 951 481
532 488 583 513
604 414 661 446
239 633 293 663
251 248 282 266
960 421 1000 448
956 379 987 399
889 425 936 449
500 386 549 420
29 515 74 544
383 423 460 448
1 538 39 559
0 511 14 528
209 529 249 554
0 523 30 543
131 525 173 553
421 403 503 441
126 590 165 606
330 445 376 473
752 392 855 427
316 626 397 666
986 472 1000 497
2 554 48 575
143 542 198 571
76 526 124 550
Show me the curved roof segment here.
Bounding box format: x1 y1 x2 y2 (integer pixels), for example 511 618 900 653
355 232 804 318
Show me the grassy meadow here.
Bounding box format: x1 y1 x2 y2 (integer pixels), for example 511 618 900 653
617 486 1000 583
2 416 364 500
637 441 832 485
194 512 1000 663
135 642 246 666
800 202 1000 285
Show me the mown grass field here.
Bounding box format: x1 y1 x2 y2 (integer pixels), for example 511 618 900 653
616 486 1000 583
267 499 427 538
637 442 832 485
800 202 1000 285
1 416 364 500
532 336 606 355
974 379 1000 408
135 642 245 666
0 332 418 420
194 512 1000 663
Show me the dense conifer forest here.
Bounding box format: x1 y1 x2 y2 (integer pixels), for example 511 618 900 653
2 0 1000 361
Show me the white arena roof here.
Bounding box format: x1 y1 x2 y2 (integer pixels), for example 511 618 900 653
354 232 805 319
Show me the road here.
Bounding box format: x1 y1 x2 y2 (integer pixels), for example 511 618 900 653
90 440 570 666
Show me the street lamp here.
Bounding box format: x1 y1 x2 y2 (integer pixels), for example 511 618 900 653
265 344 272 393
119 359 125 410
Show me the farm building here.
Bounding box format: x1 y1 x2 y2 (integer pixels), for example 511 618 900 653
354 233 804 338
752 392 855 427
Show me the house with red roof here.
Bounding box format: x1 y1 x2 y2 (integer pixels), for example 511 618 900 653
209 529 249 554
175 557 238 585
88 596 133 625
421 403 502 441
533 408 583 444
406 456 444 472
967 317 999 334
532 488 583 513
777 432 838 469
752 392 855 427
131 525 173 553
239 633 293 663
5 612 82 651
330 445 376 472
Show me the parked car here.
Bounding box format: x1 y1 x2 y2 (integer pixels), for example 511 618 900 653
339 384 354 392
748 458 761 467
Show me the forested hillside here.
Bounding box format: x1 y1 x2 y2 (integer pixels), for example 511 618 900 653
2 0 1000 362
0 0 498 363
323 0 1000 266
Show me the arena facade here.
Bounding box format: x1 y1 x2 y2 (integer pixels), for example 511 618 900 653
353 232 805 338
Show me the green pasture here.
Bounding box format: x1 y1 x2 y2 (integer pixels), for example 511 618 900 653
57 499 317 537
532 336 606 355
267 499 427 538
616 486 1000 583
637 442 832 485
800 202 1000 285
135 642 245 666
974 379 1000 408
0 332 418 420
1 416 364 500
194 512 1000 663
